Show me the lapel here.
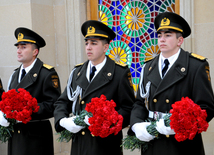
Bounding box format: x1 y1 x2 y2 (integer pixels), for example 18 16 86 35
147 49 189 97
75 57 114 98
9 59 43 90
146 55 162 88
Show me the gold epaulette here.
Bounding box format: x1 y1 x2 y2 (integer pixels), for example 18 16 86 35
115 61 127 67
75 63 84 67
191 53 206 60
43 64 54 69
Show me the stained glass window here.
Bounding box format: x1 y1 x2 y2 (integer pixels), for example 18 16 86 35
98 0 175 95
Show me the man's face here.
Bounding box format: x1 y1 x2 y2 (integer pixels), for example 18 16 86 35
157 31 183 57
85 38 109 65
16 44 38 67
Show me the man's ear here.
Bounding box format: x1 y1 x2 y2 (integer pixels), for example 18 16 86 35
33 49 39 57
103 43 109 53
177 36 184 47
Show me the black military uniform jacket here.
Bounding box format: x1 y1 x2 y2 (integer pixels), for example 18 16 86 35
54 56 135 155
130 49 214 155
0 78 4 100
8 58 61 155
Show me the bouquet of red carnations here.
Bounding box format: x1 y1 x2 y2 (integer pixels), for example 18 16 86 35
85 94 123 138
169 97 209 142
57 95 123 142
122 97 209 151
0 88 39 142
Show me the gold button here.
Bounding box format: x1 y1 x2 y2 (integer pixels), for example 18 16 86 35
181 67 185 72
82 131 85 135
153 99 157 103
166 99 170 103
18 130 20 134
33 73 37 77
107 73 112 76
166 135 169 138
81 101 85 104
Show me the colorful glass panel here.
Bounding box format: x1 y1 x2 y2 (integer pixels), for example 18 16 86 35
98 0 175 95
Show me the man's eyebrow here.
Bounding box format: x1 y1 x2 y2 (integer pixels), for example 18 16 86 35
164 31 173 34
85 39 98 42
157 31 173 34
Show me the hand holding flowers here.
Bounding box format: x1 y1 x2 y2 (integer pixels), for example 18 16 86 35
0 88 39 143
57 95 123 142
122 97 209 151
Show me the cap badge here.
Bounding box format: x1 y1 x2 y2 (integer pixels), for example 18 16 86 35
87 26 95 35
18 33 24 40
161 18 170 26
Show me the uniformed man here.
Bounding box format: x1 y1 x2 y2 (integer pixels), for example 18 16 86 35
129 12 214 155
54 20 135 155
4 27 61 155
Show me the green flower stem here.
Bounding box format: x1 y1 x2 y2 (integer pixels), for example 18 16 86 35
163 113 171 127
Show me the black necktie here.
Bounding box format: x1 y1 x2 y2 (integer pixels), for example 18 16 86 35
162 59 169 77
21 69 26 80
90 66 96 81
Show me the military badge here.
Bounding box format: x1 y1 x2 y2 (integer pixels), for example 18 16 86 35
127 72 133 87
205 66 211 81
52 76 59 88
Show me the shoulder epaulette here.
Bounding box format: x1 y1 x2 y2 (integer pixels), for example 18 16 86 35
115 61 127 67
75 63 84 67
191 53 206 60
43 64 54 69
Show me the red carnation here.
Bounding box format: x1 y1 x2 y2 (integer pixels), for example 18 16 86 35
0 88 39 142
169 97 209 142
85 95 123 138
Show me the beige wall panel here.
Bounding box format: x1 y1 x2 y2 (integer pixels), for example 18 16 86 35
0 3 32 88
194 23 214 61
194 0 214 24
30 3 56 66
53 2 69 89
194 1 214 155
0 0 30 5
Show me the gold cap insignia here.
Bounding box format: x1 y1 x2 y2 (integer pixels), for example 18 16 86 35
18 33 24 40
87 26 95 35
161 18 170 26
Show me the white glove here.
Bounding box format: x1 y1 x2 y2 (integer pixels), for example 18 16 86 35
84 115 90 126
156 119 175 135
0 111 10 127
59 116 84 133
132 122 155 142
